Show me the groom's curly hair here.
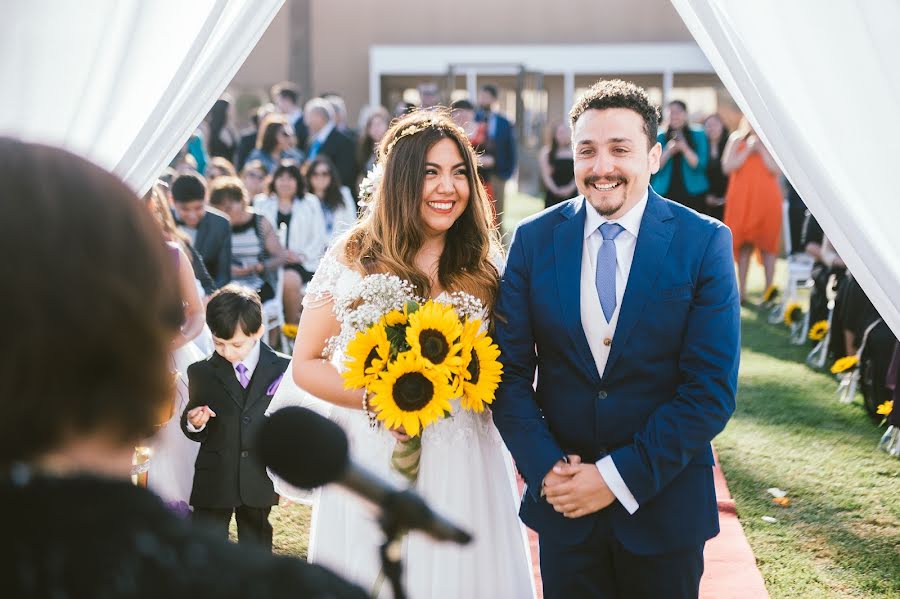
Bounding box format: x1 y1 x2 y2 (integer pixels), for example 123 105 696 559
569 79 661 148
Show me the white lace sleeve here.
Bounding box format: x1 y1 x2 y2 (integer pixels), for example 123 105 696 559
302 243 349 309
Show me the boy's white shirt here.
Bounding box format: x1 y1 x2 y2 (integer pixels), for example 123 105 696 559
186 340 260 433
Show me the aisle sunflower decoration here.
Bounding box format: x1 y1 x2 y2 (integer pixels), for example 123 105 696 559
762 284 780 304
784 301 804 326
337 275 503 482
809 320 829 341
830 355 859 374
877 400 894 419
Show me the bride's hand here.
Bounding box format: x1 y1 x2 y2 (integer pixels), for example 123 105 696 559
389 425 411 442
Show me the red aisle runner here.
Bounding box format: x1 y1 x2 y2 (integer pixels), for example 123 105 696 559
518 449 769 599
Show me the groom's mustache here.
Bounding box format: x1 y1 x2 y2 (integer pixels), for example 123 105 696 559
584 175 627 187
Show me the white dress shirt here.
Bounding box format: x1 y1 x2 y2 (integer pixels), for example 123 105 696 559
186 340 261 432
580 191 648 515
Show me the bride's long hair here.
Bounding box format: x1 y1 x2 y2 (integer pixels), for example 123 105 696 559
344 110 502 311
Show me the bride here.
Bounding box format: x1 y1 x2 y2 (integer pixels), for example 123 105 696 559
266 110 535 598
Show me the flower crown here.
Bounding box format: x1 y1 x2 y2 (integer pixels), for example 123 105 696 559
357 118 467 207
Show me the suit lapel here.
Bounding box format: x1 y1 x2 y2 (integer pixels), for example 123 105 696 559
245 344 279 410
553 198 602 386
605 190 675 375
211 352 245 409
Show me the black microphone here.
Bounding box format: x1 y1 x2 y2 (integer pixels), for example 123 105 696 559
259 406 472 545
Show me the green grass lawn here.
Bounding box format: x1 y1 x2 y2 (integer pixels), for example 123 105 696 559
718 266 900 599
264 193 900 597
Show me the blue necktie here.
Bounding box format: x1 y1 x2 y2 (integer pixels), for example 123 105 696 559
596 222 624 323
308 139 322 160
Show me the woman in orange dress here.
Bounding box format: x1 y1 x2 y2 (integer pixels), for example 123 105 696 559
722 119 782 303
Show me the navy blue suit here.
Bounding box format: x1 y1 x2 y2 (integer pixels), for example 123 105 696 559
492 188 740 596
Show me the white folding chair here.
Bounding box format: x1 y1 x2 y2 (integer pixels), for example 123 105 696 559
263 223 287 351
769 200 814 336
837 319 883 404
806 274 839 369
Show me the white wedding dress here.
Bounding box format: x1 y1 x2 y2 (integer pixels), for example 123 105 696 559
147 340 205 507
266 249 535 599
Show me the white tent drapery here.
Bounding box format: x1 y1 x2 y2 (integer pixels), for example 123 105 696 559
0 0 284 195
670 0 900 338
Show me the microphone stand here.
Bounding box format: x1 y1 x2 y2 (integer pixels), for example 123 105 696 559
374 491 411 599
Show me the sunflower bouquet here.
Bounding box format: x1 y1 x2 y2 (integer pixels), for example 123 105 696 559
336 274 502 481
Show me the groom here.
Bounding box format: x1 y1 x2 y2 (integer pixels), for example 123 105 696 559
492 79 740 598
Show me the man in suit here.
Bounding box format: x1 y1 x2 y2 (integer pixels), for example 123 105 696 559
272 81 308 151
304 97 357 198
476 84 517 228
170 172 232 289
492 79 741 599
182 285 290 551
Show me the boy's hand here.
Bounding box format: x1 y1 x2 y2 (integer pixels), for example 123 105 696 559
187 405 216 428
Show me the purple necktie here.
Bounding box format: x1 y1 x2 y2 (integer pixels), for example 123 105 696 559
596 222 624 323
236 363 250 389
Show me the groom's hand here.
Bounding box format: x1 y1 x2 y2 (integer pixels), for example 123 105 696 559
540 455 581 497
544 463 616 518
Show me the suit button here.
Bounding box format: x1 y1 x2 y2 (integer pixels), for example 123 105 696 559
241 450 249 458
603 337 612 347
242 416 251 424
597 390 608 400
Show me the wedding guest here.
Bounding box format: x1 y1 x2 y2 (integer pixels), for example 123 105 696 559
417 81 442 109
476 84 517 226
304 98 357 199
452 99 495 204
539 121 576 208
253 161 326 325
235 103 276 171
143 181 207 509
206 156 238 181
652 100 709 213
170 172 232 289
272 81 308 150
240 159 269 200
722 118 782 303
207 177 288 304
0 136 366 599
247 113 304 174
182 285 290 552
205 96 240 161
703 113 729 221
145 180 215 297
306 155 357 244
323 93 357 144
356 105 390 177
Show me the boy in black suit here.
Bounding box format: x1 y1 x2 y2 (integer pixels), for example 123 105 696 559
182 284 289 551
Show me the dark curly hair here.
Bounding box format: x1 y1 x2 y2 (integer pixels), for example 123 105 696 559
569 79 661 148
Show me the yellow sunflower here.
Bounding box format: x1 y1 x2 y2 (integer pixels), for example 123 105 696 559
281 323 298 339
405 301 464 378
877 400 894 417
368 351 454 436
784 301 804 326
830 355 859 374
762 284 780 303
342 324 391 389
809 320 829 341
458 318 503 413
384 309 408 327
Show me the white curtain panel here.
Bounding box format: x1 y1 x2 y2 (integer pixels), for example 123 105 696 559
671 0 900 338
0 0 283 195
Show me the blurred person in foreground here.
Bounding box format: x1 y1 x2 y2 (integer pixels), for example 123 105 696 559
0 136 367 598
